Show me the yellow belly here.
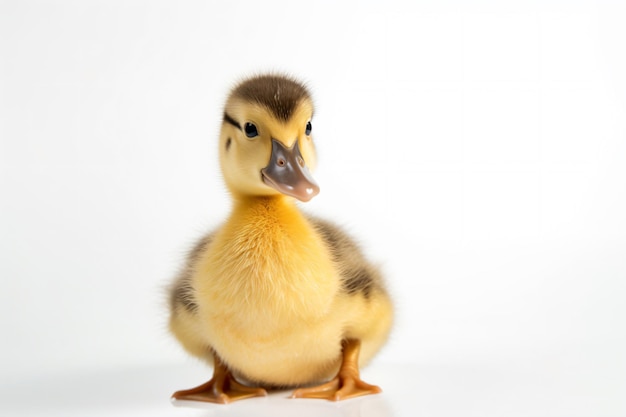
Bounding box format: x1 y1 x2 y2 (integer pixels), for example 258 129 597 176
190 198 343 385
206 313 344 386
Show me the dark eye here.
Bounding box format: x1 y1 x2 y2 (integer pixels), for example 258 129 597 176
244 122 258 138
305 121 312 136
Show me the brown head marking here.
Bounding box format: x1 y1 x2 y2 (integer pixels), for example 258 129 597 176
231 74 312 121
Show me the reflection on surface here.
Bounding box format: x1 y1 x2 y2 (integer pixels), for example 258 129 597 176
3 361 623 417
171 391 394 417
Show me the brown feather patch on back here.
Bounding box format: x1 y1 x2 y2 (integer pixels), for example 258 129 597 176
306 215 384 299
169 232 215 314
231 74 312 122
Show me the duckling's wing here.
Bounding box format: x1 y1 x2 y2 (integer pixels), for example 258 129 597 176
306 216 386 298
169 232 215 314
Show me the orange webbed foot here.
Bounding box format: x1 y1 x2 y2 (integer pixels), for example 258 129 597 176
291 372 381 401
291 339 382 401
172 357 267 404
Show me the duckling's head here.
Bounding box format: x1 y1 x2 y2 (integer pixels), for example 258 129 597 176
218 74 319 202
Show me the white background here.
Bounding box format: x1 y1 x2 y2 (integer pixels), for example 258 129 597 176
1 0 625 416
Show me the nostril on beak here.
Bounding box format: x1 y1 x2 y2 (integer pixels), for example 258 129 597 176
296 156 304 167
277 158 286 167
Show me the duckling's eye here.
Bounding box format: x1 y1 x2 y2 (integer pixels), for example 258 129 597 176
244 122 259 138
305 121 312 136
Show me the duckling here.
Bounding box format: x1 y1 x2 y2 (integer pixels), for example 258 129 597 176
168 74 393 403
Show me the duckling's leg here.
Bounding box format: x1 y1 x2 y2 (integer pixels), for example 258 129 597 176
291 339 381 401
172 354 267 404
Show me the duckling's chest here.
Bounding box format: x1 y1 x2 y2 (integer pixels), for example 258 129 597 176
194 203 340 326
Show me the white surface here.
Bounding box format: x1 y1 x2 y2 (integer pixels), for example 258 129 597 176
1 1 626 415
1 359 624 417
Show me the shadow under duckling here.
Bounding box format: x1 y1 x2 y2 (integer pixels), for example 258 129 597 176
168 74 393 403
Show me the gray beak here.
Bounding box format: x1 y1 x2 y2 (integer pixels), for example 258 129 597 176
261 139 320 202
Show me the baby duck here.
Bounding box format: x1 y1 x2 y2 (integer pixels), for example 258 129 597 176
169 74 393 403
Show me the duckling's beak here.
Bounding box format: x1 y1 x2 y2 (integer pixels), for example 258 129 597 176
261 139 320 202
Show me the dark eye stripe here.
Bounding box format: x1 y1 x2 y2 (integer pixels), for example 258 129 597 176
223 112 241 130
